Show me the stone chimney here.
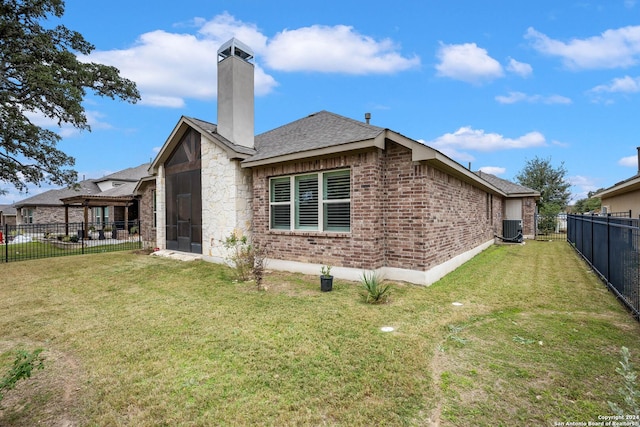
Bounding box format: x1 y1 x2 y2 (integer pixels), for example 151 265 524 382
217 38 254 149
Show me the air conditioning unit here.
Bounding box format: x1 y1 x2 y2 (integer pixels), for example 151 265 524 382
502 219 523 242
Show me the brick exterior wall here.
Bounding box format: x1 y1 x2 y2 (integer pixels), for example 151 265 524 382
138 181 157 248
521 196 537 238
252 141 504 274
17 206 85 225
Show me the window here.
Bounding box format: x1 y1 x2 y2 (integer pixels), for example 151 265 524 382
152 190 157 228
92 207 109 226
269 170 351 232
23 208 33 224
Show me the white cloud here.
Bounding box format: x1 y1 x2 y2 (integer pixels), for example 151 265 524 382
525 26 640 69
568 175 600 201
479 166 506 175
590 75 640 93
426 126 546 152
506 58 533 77
625 0 637 8
83 13 418 107
435 42 504 84
495 91 572 104
619 155 638 167
265 25 420 74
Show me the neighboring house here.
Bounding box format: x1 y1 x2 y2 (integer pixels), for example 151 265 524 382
594 148 640 217
13 164 150 231
0 205 17 227
148 38 539 285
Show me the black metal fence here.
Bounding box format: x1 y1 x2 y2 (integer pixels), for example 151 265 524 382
0 220 142 263
534 213 568 241
567 213 640 318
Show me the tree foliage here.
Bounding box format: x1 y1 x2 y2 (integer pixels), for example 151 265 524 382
571 194 602 213
0 0 140 192
515 156 571 214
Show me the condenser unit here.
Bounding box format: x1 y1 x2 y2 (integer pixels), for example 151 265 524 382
502 219 523 242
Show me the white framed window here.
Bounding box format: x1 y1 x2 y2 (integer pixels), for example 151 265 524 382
23 208 34 224
269 170 351 232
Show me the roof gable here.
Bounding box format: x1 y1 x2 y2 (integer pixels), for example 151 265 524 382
150 116 256 173
246 110 385 163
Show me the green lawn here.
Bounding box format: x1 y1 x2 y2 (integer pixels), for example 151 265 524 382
0 241 638 426
0 240 141 262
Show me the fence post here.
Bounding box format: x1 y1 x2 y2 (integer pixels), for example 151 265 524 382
81 221 85 255
4 223 7 263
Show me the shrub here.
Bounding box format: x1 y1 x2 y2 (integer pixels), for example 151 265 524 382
222 232 255 282
609 346 640 416
361 272 390 304
0 348 45 404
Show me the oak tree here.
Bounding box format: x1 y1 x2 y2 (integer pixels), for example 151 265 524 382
0 0 140 194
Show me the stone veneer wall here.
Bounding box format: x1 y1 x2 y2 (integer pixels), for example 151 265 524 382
201 136 253 259
252 141 502 275
154 165 166 250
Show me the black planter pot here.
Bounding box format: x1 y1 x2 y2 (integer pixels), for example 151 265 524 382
320 275 333 292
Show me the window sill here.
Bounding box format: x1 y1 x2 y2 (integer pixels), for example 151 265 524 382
268 229 350 238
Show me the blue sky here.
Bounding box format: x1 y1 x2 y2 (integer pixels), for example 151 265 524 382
3 0 640 205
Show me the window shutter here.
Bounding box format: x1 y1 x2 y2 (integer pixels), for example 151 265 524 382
323 171 350 232
295 175 318 229
270 178 291 229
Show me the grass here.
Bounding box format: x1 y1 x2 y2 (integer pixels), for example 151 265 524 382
0 241 639 425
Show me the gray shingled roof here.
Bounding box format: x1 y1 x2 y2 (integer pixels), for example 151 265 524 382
246 110 385 163
14 180 102 207
96 163 151 183
0 205 16 215
186 117 256 156
14 163 151 207
474 171 539 196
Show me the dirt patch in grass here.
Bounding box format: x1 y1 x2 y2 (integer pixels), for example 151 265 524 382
0 341 87 426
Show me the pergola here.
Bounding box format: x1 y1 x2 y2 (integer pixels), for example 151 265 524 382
59 194 137 237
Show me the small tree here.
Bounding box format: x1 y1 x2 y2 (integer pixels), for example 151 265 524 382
515 156 571 215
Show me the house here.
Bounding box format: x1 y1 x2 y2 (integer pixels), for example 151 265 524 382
13 163 150 231
148 38 539 285
593 147 640 217
0 205 17 228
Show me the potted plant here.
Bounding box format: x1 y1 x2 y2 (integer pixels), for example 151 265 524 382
320 265 333 292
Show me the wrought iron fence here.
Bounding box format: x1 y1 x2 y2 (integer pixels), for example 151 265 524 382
567 213 640 318
535 213 568 241
0 220 142 263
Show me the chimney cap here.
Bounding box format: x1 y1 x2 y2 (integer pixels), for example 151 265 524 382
218 38 254 62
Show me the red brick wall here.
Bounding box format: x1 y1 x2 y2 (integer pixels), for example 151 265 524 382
252 141 502 273
252 150 385 270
